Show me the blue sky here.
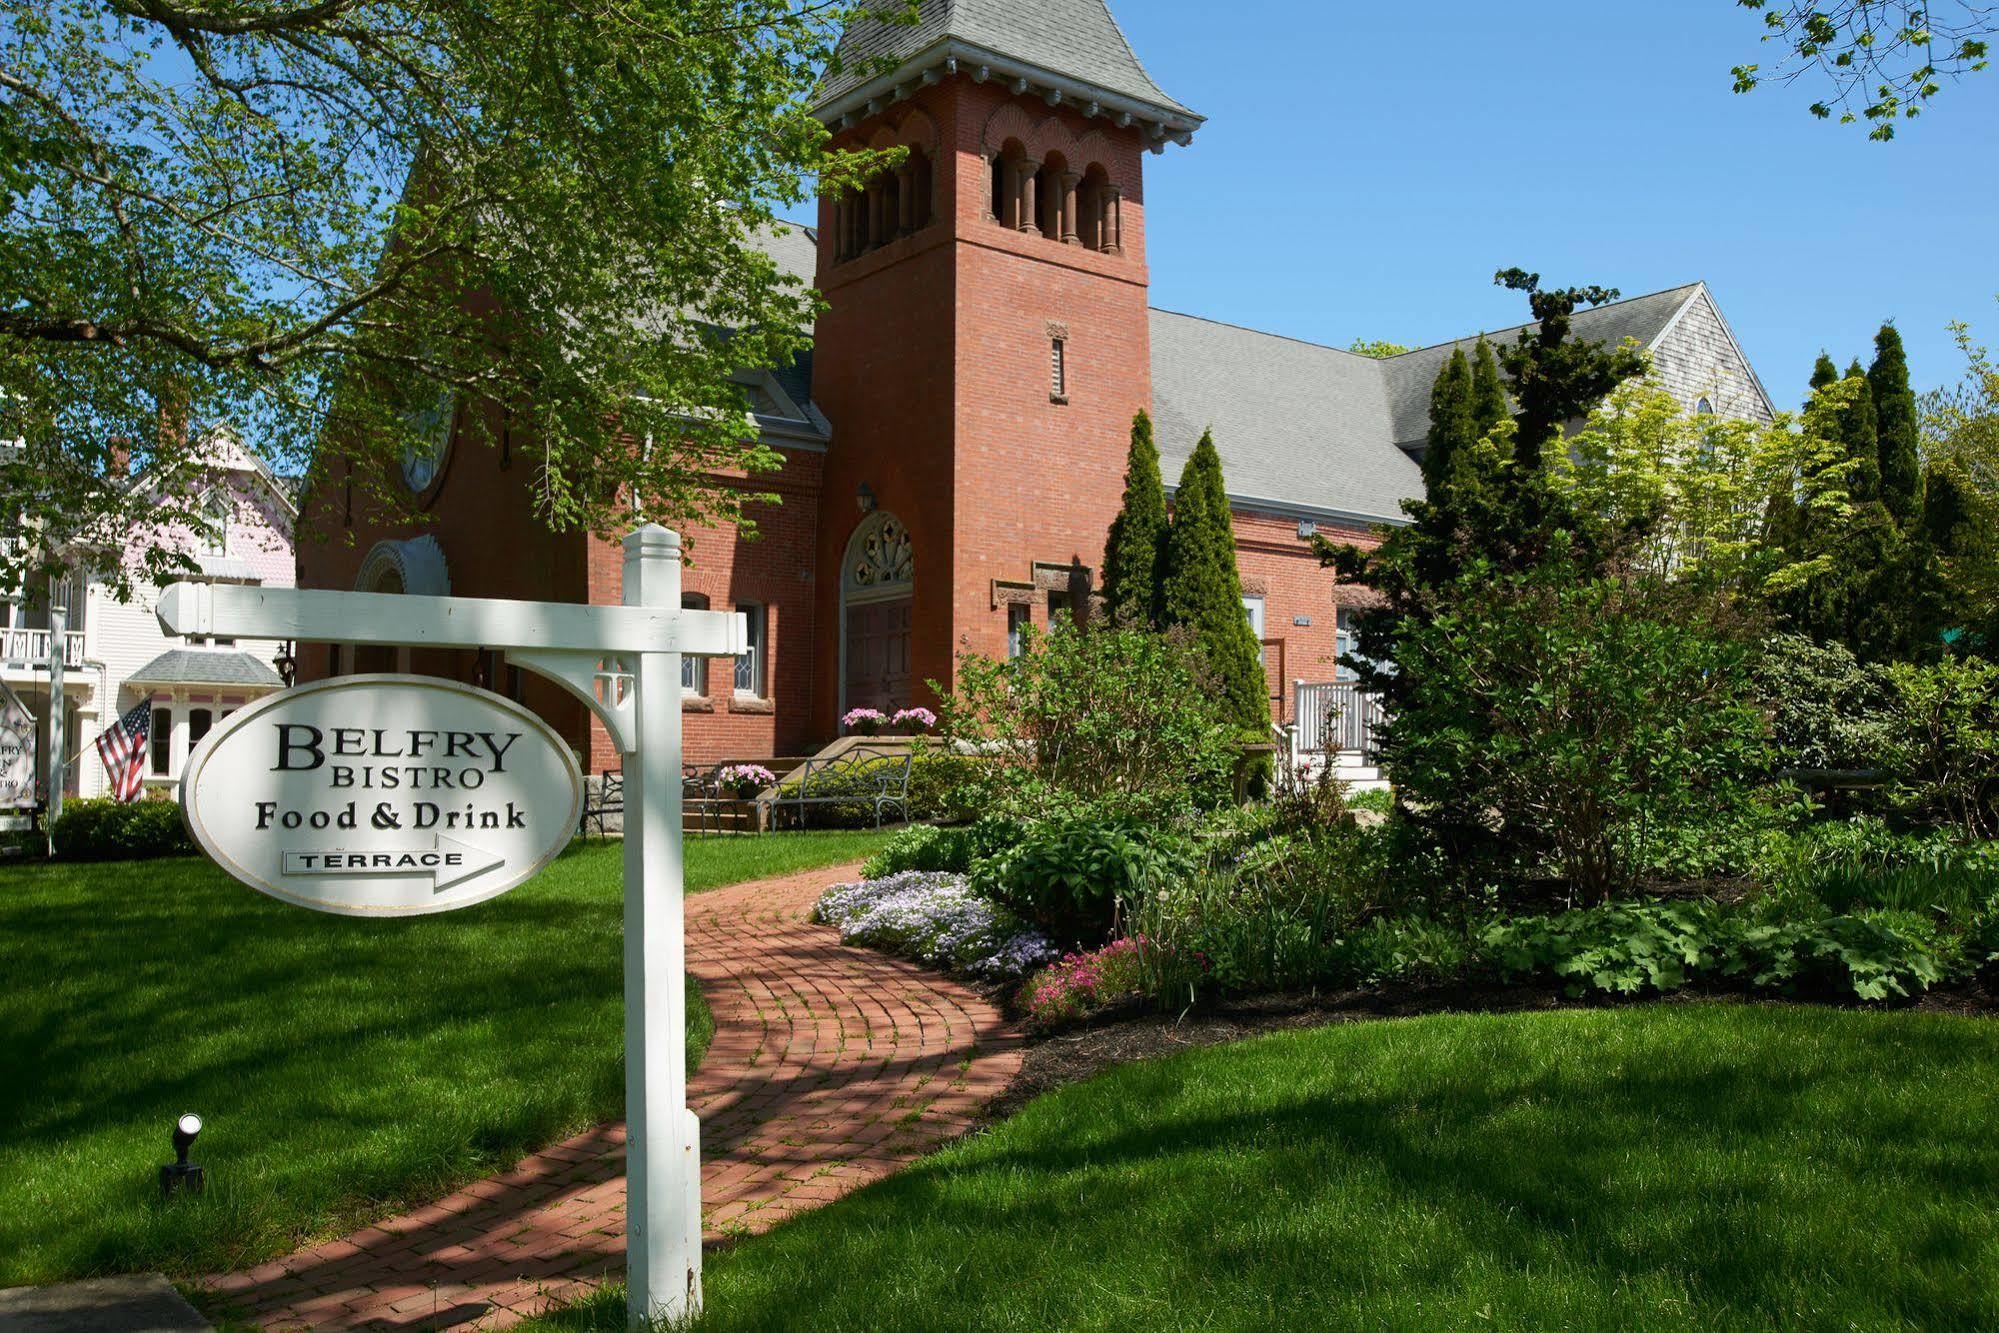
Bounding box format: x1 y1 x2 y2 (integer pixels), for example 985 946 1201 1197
797 0 1998 403
1123 0 1999 402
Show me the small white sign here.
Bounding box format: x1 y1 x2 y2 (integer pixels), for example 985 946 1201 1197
181 675 584 917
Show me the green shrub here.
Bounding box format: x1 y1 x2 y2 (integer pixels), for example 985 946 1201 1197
976 816 1195 945
1882 656 1999 839
1484 902 1714 997
1485 898 1951 1003
1718 911 1947 1002
1754 634 1894 774
50 798 197 861
937 624 1241 821
1381 566 1771 902
861 815 1024 880
1335 915 1470 987
1346 787 1394 817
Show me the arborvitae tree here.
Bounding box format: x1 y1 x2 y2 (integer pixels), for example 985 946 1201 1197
1810 352 1840 395
1163 432 1269 734
1470 337 1509 438
1869 323 1925 530
1838 359 1882 502
1421 348 1475 494
1101 411 1169 629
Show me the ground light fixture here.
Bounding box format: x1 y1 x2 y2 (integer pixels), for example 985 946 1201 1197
160 1112 205 1196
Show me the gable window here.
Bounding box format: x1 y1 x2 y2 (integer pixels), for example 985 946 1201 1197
1696 397 1715 416
199 494 230 557
681 593 709 696
1050 339 1068 402
734 603 766 697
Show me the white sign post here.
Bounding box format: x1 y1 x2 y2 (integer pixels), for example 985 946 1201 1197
159 524 739 1328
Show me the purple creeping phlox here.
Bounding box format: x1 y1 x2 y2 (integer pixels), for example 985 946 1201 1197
1025 936 1160 1025
813 871 1059 979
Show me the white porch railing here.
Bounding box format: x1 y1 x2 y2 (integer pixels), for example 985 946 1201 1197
1294 681 1386 759
0 628 87 670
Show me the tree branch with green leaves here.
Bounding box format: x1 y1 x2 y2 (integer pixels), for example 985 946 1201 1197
1733 1 1994 139
0 0 916 596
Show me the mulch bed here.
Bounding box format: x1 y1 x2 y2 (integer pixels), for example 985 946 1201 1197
984 975 1999 1123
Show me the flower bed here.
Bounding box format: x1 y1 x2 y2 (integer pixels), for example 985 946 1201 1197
813 871 1058 980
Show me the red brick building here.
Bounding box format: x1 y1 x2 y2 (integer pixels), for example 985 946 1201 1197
298 0 1776 772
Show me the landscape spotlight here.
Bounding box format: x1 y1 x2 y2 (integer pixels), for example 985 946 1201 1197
160 1112 205 1197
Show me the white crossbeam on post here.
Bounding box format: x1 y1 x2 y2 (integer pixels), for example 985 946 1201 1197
154 524 729 1328
156 581 746 658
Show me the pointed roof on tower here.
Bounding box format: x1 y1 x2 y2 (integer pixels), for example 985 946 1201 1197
814 0 1202 148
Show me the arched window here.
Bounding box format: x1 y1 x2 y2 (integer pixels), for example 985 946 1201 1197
1696 398 1715 416
1078 165 1120 253
846 513 913 597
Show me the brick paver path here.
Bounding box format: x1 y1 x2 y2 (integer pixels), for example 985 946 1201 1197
200 862 1022 1330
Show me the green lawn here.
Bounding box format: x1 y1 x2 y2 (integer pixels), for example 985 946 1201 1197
537 1004 1999 1332
0 830 886 1287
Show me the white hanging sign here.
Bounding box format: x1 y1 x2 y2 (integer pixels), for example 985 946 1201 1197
0 679 35 811
181 675 584 917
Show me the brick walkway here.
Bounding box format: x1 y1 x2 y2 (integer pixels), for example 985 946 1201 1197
200 862 1022 1330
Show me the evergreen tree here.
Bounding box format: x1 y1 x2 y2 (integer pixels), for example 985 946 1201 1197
1810 352 1840 395
1421 349 1475 495
1494 269 1650 474
1838 359 1882 502
1869 323 1925 530
1101 411 1170 629
1163 432 1270 734
1470 337 1509 439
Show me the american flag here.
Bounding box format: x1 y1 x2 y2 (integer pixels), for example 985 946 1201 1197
96 701 151 804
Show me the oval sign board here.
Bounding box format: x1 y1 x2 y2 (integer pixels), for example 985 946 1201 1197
182 675 585 917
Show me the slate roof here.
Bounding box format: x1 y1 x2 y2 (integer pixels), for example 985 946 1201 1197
126 649 285 690
815 0 1197 123
1377 284 1703 450
1152 285 1712 522
1151 310 1423 524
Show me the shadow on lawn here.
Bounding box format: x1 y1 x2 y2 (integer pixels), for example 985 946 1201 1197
679 1009 1999 1331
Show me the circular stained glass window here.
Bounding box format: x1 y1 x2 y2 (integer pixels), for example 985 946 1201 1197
403 389 457 494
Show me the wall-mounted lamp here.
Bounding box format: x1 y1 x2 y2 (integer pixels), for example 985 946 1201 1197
274 641 297 687
857 482 878 515
160 1112 205 1196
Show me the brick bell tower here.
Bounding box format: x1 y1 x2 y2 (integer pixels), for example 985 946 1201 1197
806 0 1202 736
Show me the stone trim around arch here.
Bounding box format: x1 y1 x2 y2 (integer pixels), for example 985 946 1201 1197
356 534 450 597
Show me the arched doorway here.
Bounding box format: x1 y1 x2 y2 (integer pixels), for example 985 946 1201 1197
841 512 913 716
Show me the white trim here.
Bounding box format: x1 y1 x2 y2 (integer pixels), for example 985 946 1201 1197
813 38 1203 142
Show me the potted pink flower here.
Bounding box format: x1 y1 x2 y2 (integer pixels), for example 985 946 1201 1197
842 707 888 736
716 763 776 798
891 707 937 735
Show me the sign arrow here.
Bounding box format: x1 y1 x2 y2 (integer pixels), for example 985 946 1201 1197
281 836 507 893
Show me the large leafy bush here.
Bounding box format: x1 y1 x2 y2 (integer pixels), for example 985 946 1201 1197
1384 565 1770 900
974 815 1195 945
50 798 196 861
1882 656 1999 838
937 624 1240 820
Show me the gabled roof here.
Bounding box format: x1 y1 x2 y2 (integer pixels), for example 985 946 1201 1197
1375 284 1707 451
1151 310 1423 526
126 649 284 690
814 0 1200 141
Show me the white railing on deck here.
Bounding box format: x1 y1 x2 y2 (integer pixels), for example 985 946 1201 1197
1294 681 1386 758
0 628 86 669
